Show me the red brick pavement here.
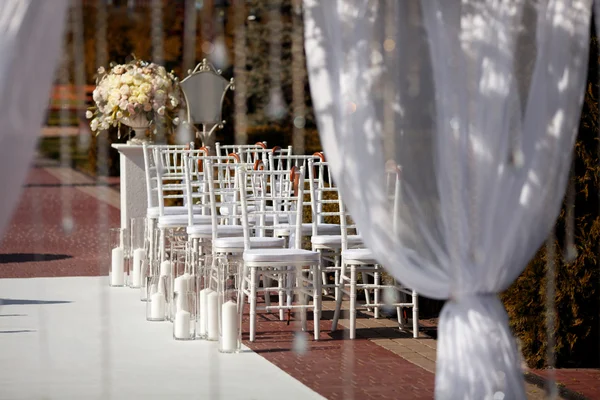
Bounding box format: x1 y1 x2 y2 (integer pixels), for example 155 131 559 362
0 163 119 278
529 369 600 400
243 307 435 400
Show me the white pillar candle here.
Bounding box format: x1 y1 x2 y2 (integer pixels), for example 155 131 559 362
182 272 192 292
150 292 166 320
207 291 219 340
111 247 125 286
199 288 212 336
174 275 188 294
160 260 172 276
221 300 238 352
131 248 145 287
174 310 191 339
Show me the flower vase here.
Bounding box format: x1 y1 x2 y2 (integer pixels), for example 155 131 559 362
122 115 152 145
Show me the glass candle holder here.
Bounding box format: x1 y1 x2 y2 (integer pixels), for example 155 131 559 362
218 259 243 353
141 259 159 302
173 291 197 340
129 217 146 288
146 275 168 321
196 255 223 340
171 246 192 320
109 227 128 287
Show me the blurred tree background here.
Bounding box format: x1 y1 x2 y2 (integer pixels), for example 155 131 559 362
51 0 319 176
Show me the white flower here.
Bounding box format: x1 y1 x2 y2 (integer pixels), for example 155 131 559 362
120 85 130 96
173 117 180 126
90 119 99 131
119 100 128 110
122 74 133 84
97 66 105 74
86 110 93 119
169 96 178 108
113 65 125 75
116 111 123 119
144 103 152 112
137 94 149 105
140 83 152 94
157 106 165 116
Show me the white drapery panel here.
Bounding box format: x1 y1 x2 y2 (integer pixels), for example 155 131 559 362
0 0 68 237
304 0 592 398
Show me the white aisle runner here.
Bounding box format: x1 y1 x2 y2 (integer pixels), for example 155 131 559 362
0 276 324 400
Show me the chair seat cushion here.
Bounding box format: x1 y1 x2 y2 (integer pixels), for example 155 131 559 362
213 236 285 251
311 234 362 248
147 205 204 218
274 223 340 237
342 248 378 264
158 214 211 228
220 205 273 216
243 248 320 263
186 224 244 238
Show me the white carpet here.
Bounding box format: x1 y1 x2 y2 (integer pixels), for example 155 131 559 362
0 276 324 400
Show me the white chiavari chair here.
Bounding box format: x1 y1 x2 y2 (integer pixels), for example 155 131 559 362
238 166 321 341
330 162 419 339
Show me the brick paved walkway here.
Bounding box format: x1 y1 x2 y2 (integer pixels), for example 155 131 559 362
0 158 119 278
1 159 598 400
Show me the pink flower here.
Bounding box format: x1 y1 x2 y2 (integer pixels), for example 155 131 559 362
127 104 136 115
144 103 152 112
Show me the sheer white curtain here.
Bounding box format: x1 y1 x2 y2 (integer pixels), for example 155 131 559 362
0 0 68 237
304 0 592 398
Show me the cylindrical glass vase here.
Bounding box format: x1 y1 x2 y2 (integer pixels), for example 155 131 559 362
173 291 197 340
146 275 168 321
196 255 223 339
218 259 242 353
130 217 146 288
171 246 192 320
109 227 128 287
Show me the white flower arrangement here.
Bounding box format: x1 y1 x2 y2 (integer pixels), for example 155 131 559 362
87 59 183 136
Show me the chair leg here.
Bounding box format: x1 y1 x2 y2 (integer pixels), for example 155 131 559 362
331 268 344 332
249 266 257 342
412 290 419 338
397 306 404 331
334 255 340 301
278 271 285 321
362 271 371 311
317 249 328 296
313 264 321 341
264 270 271 311
374 269 380 319
300 269 308 332
349 265 357 340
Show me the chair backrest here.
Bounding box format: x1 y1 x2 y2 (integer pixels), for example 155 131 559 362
238 167 304 249
307 157 338 232
183 154 240 227
153 147 206 217
143 143 194 210
215 142 269 164
205 158 242 240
